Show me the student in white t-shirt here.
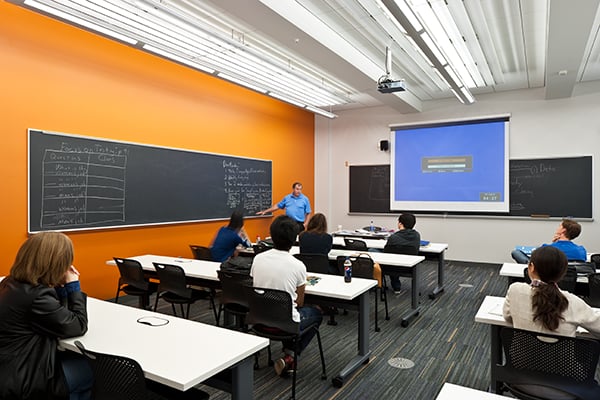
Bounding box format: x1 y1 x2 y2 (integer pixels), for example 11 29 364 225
250 215 323 376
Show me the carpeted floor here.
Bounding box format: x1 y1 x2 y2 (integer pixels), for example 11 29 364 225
117 260 526 399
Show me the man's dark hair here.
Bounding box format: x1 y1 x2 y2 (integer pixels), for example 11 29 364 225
227 210 244 231
270 215 298 251
561 219 581 240
292 182 302 189
398 213 416 229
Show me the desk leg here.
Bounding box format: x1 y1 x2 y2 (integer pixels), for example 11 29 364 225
400 262 421 327
231 356 254 400
429 251 445 299
489 325 502 394
331 292 371 388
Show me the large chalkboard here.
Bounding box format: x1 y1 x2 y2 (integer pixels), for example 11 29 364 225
349 156 592 218
28 129 272 232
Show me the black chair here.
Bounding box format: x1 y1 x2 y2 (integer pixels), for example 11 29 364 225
343 238 368 251
381 244 419 295
189 245 212 261
252 242 271 255
522 264 577 293
216 269 253 330
75 340 209 400
152 262 217 321
586 273 600 307
294 253 332 274
295 253 340 325
496 327 600 400
336 255 387 331
590 254 600 270
113 257 158 309
244 286 326 400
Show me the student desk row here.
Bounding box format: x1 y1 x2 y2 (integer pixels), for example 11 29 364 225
331 233 449 299
290 246 425 327
474 295 598 393
107 254 377 388
60 297 269 400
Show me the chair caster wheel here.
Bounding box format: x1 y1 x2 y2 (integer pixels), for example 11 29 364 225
401 320 409 327
332 377 344 388
321 374 327 380
375 327 381 332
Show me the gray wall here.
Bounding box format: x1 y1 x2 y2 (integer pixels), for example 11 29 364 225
314 85 600 264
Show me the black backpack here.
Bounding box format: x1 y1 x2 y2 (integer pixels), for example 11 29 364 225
220 256 253 275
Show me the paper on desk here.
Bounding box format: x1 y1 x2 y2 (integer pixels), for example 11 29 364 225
488 302 504 316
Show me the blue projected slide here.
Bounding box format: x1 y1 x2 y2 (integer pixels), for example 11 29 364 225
390 116 509 212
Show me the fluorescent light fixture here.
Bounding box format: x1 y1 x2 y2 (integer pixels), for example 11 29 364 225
460 86 475 103
24 0 138 45
268 92 306 108
217 73 268 94
393 0 423 31
305 105 337 119
143 44 215 74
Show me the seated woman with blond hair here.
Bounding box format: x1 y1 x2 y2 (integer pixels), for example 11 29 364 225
0 232 91 400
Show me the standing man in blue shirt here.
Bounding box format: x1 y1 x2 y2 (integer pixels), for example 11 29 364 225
257 182 311 232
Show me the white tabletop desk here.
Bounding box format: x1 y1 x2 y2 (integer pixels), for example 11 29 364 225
500 262 594 285
291 247 425 327
60 297 268 400
436 382 507 399
474 295 597 393
332 235 449 300
108 254 377 388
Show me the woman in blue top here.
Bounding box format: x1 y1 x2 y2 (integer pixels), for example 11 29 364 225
211 210 251 262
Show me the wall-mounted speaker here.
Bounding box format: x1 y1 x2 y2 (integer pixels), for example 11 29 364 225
379 140 389 151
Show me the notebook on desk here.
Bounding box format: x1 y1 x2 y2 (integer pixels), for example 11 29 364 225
420 240 430 247
515 245 536 256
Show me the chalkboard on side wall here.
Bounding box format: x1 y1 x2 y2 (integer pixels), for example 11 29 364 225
349 156 592 219
28 129 273 232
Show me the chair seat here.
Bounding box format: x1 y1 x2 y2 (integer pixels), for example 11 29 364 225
122 282 158 297
161 289 210 304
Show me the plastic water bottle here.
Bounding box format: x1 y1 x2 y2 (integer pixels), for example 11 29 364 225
370 220 374 232
344 257 352 283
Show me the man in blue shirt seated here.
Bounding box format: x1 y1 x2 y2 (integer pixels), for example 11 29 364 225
256 182 311 233
511 219 587 264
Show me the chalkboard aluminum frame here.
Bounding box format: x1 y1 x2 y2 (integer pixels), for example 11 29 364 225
28 129 273 233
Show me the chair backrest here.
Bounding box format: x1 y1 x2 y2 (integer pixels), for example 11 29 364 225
152 262 192 299
522 264 577 293
252 242 271 255
590 254 600 270
587 273 600 307
344 238 367 251
114 258 149 290
336 255 374 280
243 286 298 334
189 245 212 261
498 327 600 398
294 253 330 274
75 340 149 400
384 244 419 256
217 269 253 308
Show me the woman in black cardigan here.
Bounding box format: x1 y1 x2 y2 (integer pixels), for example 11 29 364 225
0 232 91 400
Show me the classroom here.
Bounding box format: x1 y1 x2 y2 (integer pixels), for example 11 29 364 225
2 1 600 399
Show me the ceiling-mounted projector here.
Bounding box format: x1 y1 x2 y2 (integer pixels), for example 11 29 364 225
377 46 407 94
378 79 406 93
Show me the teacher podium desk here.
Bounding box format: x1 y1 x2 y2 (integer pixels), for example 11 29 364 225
332 234 449 299
107 254 377 388
60 297 269 400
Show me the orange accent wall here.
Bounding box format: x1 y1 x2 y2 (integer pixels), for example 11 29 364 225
0 3 315 299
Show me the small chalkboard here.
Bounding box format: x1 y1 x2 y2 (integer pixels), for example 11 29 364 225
349 156 592 218
28 129 272 232
509 156 592 218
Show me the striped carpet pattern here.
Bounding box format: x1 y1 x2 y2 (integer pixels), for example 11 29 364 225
115 260 594 399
